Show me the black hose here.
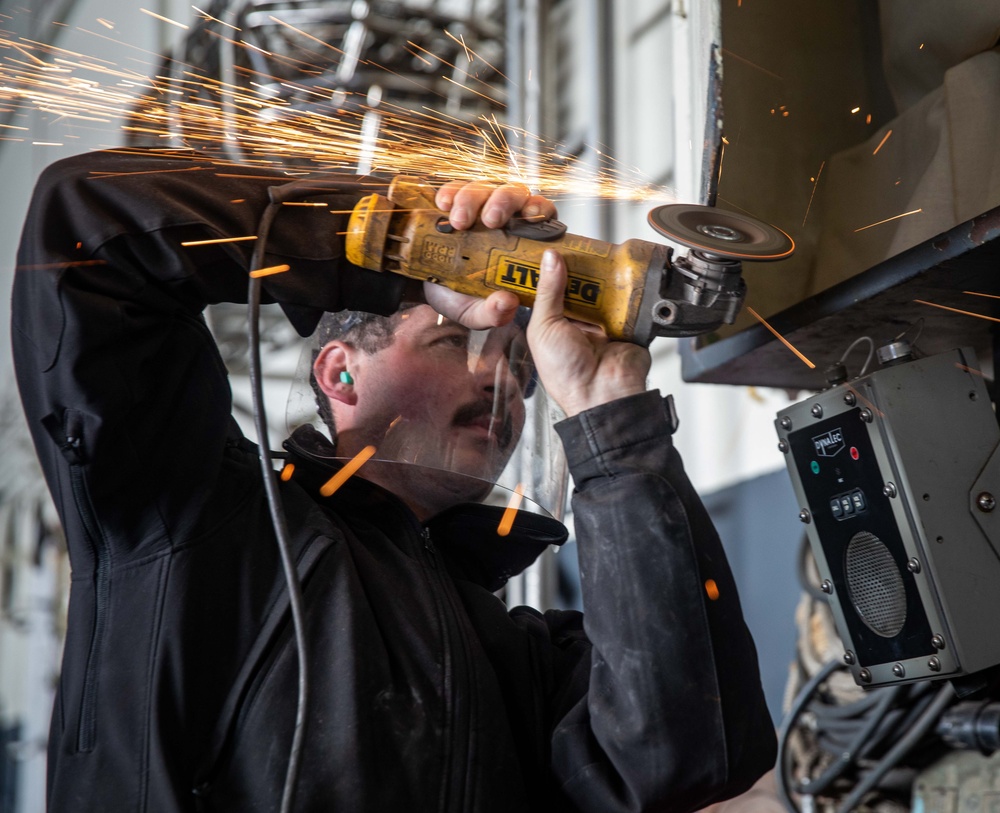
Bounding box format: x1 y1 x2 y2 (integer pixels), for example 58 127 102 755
834 684 954 813
796 685 901 796
776 658 843 813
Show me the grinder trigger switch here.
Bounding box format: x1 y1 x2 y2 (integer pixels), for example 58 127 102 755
504 216 568 241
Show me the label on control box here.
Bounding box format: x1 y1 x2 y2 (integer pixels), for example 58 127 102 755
813 428 846 457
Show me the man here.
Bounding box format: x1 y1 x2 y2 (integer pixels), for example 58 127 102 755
12 149 775 811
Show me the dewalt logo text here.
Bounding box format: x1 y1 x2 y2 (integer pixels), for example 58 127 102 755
494 257 603 308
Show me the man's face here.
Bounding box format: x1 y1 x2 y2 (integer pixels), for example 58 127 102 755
329 305 530 515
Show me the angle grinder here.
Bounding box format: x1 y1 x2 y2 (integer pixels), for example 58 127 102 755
345 176 793 345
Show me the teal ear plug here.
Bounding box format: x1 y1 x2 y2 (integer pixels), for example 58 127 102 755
339 371 355 385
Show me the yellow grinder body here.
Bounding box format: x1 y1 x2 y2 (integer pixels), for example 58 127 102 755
344 176 772 345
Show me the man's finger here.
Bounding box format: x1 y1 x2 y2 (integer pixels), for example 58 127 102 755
531 250 568 327
434 180 466 212
521 194 558 223
441 181 495 230
478 183 531 228
423 282 519 329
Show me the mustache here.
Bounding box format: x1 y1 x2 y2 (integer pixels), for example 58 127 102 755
452 400 516 451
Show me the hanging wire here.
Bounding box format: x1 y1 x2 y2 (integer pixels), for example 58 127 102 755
837 335 875 379
893 317 925 347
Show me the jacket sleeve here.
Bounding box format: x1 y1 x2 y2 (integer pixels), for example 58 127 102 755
549 390 777 812
11 149 400 561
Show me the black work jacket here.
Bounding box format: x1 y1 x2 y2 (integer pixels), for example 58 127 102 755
12 150 776 812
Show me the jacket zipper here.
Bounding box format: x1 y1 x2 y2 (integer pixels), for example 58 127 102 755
420 528 472 812
46 411 110 753
70 463 110 752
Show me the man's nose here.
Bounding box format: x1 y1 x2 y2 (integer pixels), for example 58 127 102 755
472 350 520 396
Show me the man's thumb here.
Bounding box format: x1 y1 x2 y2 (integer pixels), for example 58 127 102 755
532 250 567 323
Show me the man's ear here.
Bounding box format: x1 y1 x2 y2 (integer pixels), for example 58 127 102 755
314 342 358 407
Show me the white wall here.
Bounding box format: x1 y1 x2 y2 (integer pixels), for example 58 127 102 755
606 0 794 496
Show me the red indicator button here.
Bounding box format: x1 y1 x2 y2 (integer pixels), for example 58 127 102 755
850 447 860 460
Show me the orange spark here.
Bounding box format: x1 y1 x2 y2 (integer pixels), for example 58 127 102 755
914 299 1000 324
746 306 816 368
497 483 526 537
403 43 434 67
872 129 892 155
442 75 502 106
249 263 291 278
320 445 377 497
851 106 861 114
193 6 241 31
720 48 783 80
456 33 473 64
802 160 825 226
955 363 984 377
9 42 47 65
97 18 115 30
266 15 345 55
704 579 720 601
963 291 1000 301
139 8 189 29
182 235 258 246
281 201 328 207
280 463 295 481
89 165 211 179
854 209 922 232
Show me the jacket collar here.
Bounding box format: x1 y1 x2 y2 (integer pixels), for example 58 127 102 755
283 426 567 592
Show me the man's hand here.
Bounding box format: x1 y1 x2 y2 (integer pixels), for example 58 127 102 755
527 250 651 417
421 180 557 330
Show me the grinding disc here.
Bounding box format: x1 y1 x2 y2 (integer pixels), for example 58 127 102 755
648 204 794 260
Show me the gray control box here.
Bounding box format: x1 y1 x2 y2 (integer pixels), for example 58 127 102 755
775 348 1000 687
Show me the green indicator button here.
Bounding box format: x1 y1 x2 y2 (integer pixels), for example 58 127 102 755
811 461 820 475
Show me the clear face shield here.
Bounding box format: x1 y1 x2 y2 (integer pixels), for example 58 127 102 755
286 304 569 522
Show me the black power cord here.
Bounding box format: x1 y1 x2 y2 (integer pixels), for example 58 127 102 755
244 176 383 811
247 197 310 813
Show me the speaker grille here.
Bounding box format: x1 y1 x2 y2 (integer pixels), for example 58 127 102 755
845 531 907 637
